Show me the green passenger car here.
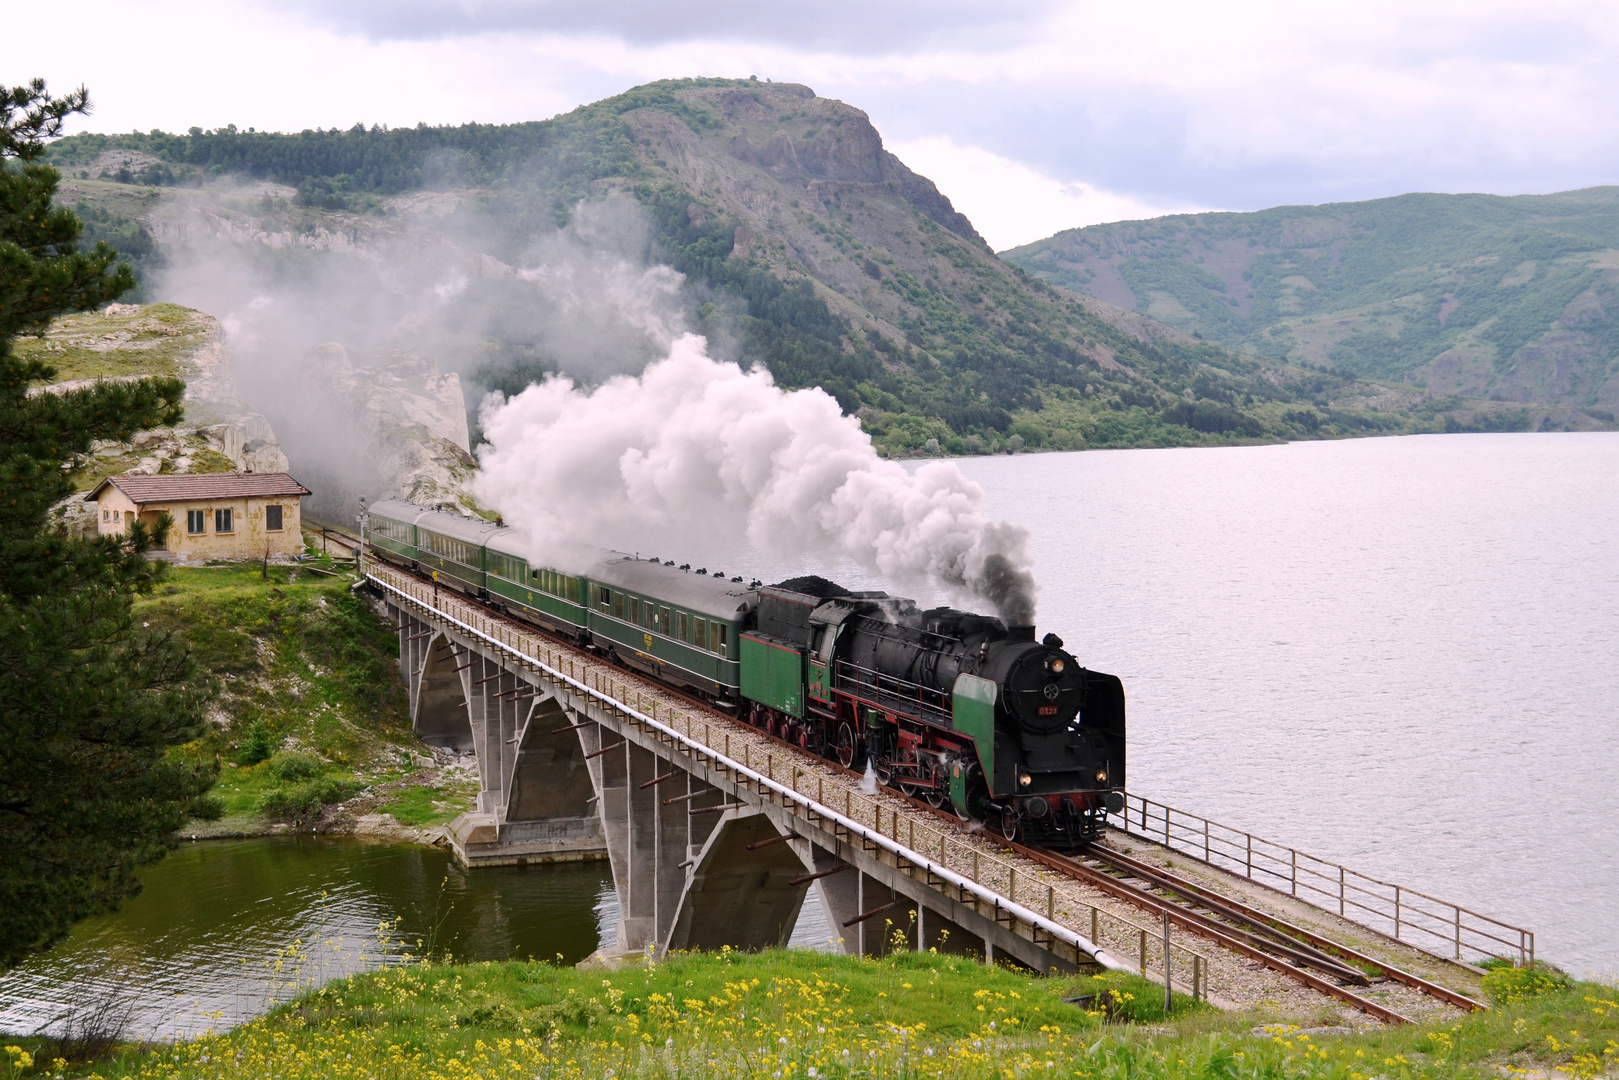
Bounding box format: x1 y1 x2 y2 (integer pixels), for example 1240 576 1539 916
367 501 423 563
585 557 752 701
483 532 589 638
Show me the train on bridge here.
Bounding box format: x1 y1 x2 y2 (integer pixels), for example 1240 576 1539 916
367 500 1127 847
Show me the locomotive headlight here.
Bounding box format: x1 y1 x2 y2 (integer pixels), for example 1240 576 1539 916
1047 657 1066 675
1018 771 1033 788
1094 769 1109 785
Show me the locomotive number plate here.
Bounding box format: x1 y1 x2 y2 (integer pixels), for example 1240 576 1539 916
1038 705 1059 716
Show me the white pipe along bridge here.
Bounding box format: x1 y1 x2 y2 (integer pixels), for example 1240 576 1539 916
370 564 1213 987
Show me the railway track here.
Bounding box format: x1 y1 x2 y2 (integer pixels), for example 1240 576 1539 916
1009 842 1484 1024
338 525 1480 1024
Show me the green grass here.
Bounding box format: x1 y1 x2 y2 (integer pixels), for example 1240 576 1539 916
15 303 209 383
378 782 479 827
20 952 1614 1080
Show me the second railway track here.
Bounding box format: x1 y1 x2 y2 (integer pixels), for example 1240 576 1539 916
1014 842 1486 1024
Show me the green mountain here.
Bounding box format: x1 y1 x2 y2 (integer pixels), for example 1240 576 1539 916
44 79 1575 453
1001 190 1619 422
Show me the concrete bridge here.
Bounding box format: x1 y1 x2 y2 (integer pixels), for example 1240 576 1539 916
369 564 1207 987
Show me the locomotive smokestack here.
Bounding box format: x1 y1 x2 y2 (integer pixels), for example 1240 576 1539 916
1008 625 1036 642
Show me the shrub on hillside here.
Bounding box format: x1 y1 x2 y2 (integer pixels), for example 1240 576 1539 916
260 777 363 824
268 751 324 783
235 720 277 765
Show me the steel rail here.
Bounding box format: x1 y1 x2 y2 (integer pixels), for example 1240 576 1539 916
368 570 1133 975
1090 844 1487 1013
1076 852 1375 981
1016 845 1415 1025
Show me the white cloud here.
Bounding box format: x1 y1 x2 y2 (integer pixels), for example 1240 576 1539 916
888 137 1203 250
8 0 1619 232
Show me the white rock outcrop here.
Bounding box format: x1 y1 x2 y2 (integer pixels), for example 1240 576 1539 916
292 343 477 515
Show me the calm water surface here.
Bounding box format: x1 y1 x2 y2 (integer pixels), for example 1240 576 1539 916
969 432 1619 978
0 838 613 1040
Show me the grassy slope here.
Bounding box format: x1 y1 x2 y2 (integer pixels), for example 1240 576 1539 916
141 558 474 835
20 951 1614 1080
1002 190 1619 420
45 80 1485 454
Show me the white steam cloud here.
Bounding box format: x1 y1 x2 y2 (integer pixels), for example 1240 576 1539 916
474 334 1038 624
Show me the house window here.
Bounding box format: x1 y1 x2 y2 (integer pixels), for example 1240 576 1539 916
266 505 283 531
187 510 205 535
215 508 233 534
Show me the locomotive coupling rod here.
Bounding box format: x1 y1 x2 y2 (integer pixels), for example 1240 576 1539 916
842 899 905 928
583 741 627 760
789 865 848 887
552 721 596 734
745 833 793 851
639 772 676 790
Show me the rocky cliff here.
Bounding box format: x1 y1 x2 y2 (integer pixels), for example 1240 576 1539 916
281 343 477 524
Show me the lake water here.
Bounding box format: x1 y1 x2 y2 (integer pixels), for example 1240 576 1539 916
975 432 1618 979
0 839 614 1040
4 432 1614 1039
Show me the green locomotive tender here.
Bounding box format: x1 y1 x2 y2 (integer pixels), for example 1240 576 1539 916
369 500 1126 847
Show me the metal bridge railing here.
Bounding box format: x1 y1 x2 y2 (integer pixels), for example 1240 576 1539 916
1109 793 1533 967
369 564 1212 998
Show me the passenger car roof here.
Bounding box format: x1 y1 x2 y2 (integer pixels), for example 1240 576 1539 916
366 500 757 620
590 556 756 620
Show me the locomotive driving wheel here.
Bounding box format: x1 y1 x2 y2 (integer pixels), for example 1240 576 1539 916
834 721 860 769
997 809 1020 842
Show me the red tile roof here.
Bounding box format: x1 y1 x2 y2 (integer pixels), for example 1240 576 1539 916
85 473 312 504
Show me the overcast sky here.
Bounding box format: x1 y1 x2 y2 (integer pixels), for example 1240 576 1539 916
11 0 1619 249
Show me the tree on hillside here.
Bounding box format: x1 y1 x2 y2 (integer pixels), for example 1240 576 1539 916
0 79 217 970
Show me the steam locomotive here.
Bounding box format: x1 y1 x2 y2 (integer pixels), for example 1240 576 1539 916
367 500 1126 847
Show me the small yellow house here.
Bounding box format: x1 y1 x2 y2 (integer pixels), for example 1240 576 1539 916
85 473 312 561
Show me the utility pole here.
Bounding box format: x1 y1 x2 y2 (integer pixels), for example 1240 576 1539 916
356 497 369 578
1163 910 1172 1015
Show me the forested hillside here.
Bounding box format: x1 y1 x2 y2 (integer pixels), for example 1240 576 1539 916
46 79 1578 453
1001 191 1619 420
